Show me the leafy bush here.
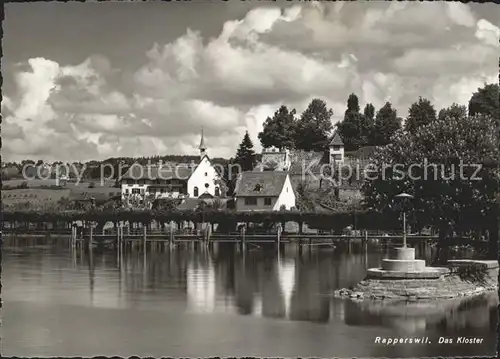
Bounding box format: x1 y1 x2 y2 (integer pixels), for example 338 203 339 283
451 264 489 286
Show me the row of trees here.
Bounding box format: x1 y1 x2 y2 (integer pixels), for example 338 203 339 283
254 83 499 152
257 96 401 152
1 208 397 232
227 83 499 203
258 99 335 152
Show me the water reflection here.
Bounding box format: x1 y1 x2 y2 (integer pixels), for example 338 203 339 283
277 256 296 318
2 242 497 357
186 253 216 313
343 291 498 335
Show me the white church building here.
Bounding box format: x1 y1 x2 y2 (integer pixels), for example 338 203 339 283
120 129 223 201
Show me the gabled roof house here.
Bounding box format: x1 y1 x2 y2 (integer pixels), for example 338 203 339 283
234 171 295 211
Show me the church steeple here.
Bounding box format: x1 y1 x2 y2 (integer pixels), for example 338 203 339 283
199 127 207 158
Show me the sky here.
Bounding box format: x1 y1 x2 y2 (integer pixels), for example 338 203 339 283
2 1 499 162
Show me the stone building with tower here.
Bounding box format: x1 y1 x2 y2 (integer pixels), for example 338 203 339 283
254 130 369 206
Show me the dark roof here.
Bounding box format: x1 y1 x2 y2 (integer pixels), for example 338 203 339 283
288 150 329 175
176 197 229 210
345 145 378 159
235 171 289 197
199 191 214 199
329 131 344 146
177 198 200 210
121 163 197 181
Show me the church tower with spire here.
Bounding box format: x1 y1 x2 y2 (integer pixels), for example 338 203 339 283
199 127 207 158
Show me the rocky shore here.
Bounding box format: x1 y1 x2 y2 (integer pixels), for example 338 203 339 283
334 260 498 301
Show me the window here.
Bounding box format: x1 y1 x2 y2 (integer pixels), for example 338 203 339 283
264 197 272 206
254 184 262 192
125 189 129 194
205 172 208 176
215 187 220 197
205 183 209 188
332 146 340 151
245 197 257 205
194 186 199 197
132 189 140 194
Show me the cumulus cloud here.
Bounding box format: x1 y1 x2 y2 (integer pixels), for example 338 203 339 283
2 2 497 162
475 19 500 47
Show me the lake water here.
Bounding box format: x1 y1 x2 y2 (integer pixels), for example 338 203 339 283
1 241 497 357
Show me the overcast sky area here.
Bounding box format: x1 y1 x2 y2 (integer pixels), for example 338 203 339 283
2 1 499 162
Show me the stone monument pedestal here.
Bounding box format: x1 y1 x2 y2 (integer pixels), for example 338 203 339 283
367 246 449 279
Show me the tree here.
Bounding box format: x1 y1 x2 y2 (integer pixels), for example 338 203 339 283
226 159 239 196
152 198 182 211
235 131 257 172
1 166 20 180
405 97 437 134
468 83 499 120
337 94 373 151
363 103 376 145
295 181 316 212
362 113 499 260
346 93 360 113
438 103 467 122
203 198 225 211
294 99 334 151
364 103 375 122
258 105 297 150
213 176 228 197
370 102 401 146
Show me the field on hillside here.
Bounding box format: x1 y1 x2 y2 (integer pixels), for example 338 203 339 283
3 178 118 189
1 188 72 205
70 187 122 198
2 186 122 207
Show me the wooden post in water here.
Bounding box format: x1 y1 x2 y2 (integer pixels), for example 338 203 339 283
169 225 174 249
241 225 246 252
277 224 282 252
364 230 368 266
89 225 94 250
71 226 76 248
117 222 121 250
143 224 147 253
